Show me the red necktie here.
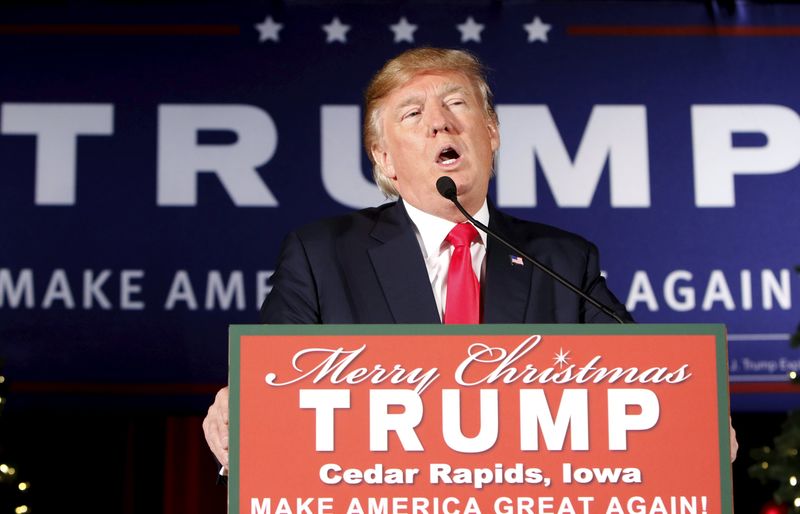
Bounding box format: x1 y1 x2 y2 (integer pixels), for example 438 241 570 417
444 223 480 324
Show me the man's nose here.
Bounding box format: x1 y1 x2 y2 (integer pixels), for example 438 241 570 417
426 106 450 136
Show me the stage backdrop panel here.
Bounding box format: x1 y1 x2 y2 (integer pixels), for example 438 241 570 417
0 1 798 409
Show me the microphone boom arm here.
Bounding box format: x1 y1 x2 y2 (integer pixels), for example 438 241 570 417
436 176 627 324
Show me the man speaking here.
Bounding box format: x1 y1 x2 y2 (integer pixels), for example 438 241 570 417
203 47 636 471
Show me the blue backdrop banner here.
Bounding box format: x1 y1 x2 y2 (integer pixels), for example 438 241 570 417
1 1 798 409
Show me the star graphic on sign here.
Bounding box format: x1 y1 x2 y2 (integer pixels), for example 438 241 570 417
553 348 571 369
322 16 350 44
456 16 485 43
254 15 283 42
389 16 417 43
524 16 552 43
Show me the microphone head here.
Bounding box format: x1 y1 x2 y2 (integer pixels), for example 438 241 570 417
436 176 458 200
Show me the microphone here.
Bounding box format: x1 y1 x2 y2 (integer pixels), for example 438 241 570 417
436 176 627 324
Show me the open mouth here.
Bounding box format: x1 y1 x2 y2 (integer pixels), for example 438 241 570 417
437 146 461 165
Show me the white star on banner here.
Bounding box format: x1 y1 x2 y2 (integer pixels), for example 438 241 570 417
322 16 350 44
523 16 552 43
456 16 484 43
254 15 283 42
389 16 417 43
553 348 571 369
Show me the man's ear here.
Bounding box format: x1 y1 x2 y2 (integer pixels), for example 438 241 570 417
487 120 500 153
371 144 396 180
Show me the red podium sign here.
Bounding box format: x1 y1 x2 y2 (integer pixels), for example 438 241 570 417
230 325 732 514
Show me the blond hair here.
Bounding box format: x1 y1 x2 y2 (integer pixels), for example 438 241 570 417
363 48 497 197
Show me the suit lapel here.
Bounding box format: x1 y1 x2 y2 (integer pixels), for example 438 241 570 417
483 207 535 323
368 202 441 324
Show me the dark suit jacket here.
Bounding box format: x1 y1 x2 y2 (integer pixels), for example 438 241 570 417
260 200 632 324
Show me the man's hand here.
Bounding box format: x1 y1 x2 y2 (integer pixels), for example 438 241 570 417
203 386 230 472
730 416 738 463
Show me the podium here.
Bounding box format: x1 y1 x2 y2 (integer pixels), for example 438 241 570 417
229 324 733 514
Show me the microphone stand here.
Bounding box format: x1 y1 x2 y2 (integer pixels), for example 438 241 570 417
436 176 627 325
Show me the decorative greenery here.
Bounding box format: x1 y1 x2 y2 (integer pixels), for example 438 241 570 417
750 412 800 511
0 359 32 513
749 266 800 511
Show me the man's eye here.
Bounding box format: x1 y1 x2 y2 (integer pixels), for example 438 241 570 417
448 99 466 106
403 110 420 120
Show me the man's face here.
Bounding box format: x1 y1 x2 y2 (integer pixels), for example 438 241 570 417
371 70 499 220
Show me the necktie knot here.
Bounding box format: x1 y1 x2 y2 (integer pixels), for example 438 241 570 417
446 222 479 248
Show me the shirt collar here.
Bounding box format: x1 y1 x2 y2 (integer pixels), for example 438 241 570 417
403 198 490 259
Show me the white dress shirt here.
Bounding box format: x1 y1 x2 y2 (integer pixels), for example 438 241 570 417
403 200 490 321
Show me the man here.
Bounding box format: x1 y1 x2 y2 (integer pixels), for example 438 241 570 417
259 47 629 325
203 47 733 470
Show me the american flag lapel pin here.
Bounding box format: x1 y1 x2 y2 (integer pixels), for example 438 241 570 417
510 255 524 266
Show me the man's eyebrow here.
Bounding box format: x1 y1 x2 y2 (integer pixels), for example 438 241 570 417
439 83 467 97
395 94 425 111
393 83 469 111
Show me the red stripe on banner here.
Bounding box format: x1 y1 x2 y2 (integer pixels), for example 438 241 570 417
10 381 224 394
730 382 800 394
0 24 240 35
568 25 800 37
